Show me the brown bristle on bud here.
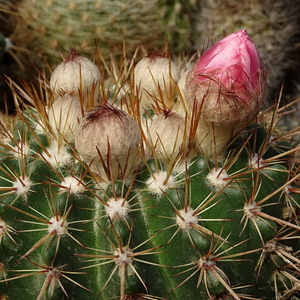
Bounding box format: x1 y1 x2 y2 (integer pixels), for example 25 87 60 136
146 51 170 60
63 48 82 63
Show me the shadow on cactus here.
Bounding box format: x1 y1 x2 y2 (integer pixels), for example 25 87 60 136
0 30 300 300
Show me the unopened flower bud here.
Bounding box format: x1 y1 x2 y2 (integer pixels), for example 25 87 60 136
75 105 141 181
50 49 100 109
185 30 266 156
147 111 189 161
48 94 82 142
134 53 180 111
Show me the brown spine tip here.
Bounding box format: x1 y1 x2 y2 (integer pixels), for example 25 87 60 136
83 104 126 128
146 50 170 60
64 48 81 63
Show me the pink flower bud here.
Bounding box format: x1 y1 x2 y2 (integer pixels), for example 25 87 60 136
186 29 266 127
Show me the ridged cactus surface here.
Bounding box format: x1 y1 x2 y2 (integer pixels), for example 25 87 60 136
0 31 300 300
17 0 195 65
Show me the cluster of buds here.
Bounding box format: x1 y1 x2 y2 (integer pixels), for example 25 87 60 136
48 49 142 184
48 29 266 183
48 49 101 142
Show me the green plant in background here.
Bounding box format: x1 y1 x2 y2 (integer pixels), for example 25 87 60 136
0 30 300 300
16 0 196 65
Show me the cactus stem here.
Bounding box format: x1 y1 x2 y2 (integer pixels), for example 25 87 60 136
176 207 198 229
257 172 300 207
76 223 165 299
47 216 68 236
172 236 255 299
272 245 300 272
256 236 300 280
0 163 33 204
1 201 87 265
0 257 91 299
208 267 240 300
145 171 176 195
274 269 300 299
59 176 86 194
122 294 168 300
42 141 71 168
105 197 130 221
206 168 229 189
249 153 265 169
170 187 233 243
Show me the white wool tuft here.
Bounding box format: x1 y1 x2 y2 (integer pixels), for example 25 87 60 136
146 171 175 195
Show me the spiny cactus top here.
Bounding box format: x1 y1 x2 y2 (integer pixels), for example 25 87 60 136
0 30 300 300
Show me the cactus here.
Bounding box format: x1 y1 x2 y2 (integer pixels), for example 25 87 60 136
0 30 300 300
16 0 197 66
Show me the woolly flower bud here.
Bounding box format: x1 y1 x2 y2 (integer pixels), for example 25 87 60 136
134 53 180 111
147 111 188 161
48 94 82 142
185 30 266 156
186 30 265 127
50 49 100 109
75 105 141 181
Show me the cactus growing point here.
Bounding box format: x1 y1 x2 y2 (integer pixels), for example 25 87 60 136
0 31 300 300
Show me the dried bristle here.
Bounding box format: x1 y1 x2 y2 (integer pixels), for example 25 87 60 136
145 50 170 60
63 47 81 63
83 104 125 128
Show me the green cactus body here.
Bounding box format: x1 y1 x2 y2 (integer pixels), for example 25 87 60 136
0 107 299 300
0 42 300 300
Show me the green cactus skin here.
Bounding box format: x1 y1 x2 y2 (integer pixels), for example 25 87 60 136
0 50 300 300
